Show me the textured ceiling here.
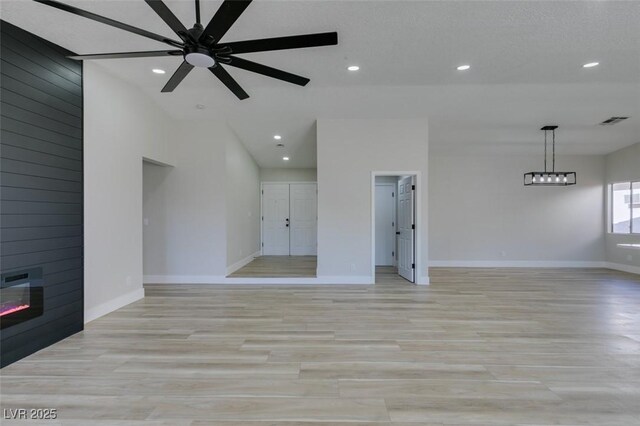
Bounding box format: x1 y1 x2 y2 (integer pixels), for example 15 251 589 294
2 0 639 167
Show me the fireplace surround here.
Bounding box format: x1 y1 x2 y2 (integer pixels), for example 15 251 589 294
1 20 84 367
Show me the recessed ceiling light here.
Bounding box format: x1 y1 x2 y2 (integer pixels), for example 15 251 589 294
282 156 290 161
274 135 282 140
456 64 471 71
347 65 360 71
152 68 165 74
583 62 599 68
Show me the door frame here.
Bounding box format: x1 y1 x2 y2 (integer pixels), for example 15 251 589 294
260 181 318 256
374 183 397 267
370 172 423 285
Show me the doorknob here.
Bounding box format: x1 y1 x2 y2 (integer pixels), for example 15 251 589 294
396 231 401 235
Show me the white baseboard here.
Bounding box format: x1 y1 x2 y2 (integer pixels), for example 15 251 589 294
428 260 639 276
144 275 372 285
605 262 640 275
144 275 226 284
429 260 607 268
84 287 145 324
226 251 261 276
416 275 430 285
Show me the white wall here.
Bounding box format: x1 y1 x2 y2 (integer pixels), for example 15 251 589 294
428 154 605 266
143 121 235 282
142 161 172 277
604 142 640 272
84 63 173 322
260 168 317 182
226 131 261 270
317 119 429 283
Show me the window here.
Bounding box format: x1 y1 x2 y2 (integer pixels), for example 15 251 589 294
610 181 640 234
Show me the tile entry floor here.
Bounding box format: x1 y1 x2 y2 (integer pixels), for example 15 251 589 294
1 267 640 425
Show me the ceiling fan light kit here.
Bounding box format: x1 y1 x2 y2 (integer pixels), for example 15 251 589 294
34 0 338 99
524 125 577 186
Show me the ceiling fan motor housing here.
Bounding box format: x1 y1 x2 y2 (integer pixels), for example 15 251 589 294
184 45 216 68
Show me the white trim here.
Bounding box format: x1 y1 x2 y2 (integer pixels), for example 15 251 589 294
428 260 639 276
261 181 318 184
605 262 640 275
84 287 145 324
416 275 430 285
226 251 261 276
144 275 372 285
428 260 606 268
144 275 226 284
143 262 639 285
616 243 640 250
371 171 425 285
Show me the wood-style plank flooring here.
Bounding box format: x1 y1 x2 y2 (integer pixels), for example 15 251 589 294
229 255 317 278
1 267 640 425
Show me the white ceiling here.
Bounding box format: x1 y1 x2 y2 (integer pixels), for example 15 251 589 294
2 0 639 167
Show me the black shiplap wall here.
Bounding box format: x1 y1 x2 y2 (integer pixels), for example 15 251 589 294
1 20 83 367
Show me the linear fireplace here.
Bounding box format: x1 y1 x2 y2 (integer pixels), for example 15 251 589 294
1 268 44 330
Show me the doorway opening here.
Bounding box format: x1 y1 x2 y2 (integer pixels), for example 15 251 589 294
372 173 421 284
230 181 317 278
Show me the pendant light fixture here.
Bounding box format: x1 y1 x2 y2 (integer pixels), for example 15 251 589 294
524 125 576 186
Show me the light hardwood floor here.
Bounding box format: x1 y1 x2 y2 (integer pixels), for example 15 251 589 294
229 255 317 278
1 268 640 425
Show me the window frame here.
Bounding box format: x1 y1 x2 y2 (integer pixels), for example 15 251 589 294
609 180 640 235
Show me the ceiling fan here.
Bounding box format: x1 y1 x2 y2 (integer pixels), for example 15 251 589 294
34 0 338 99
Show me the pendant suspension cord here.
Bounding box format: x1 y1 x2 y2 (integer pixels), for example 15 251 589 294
552 128 556 173
544 130 548 173
195 0 201 24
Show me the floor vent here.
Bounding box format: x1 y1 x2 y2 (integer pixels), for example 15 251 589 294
600 117 629 125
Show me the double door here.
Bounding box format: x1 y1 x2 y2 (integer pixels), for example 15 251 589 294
262 183 317 256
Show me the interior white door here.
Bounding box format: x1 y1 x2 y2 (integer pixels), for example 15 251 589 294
397 176 415 282
290 183 317 255
262 183 290 255
375 184 395 266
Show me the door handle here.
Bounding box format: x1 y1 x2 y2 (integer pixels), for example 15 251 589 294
396 231 401 235
286 218 289 227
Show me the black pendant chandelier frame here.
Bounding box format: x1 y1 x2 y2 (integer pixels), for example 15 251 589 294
524 125 577 186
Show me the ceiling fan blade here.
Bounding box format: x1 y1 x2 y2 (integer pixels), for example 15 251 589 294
199 0 252 45
68 50 183 60
219 32 338 54
226 56 309 86
209 65 249 100
161 61 194 92
144 0 190 42
33 0 184 49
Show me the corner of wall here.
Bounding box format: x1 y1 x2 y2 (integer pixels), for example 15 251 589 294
225 127 261 269
84 63 176 322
